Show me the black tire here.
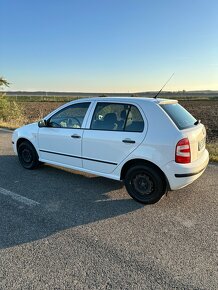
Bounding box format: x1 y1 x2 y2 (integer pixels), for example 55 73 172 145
124 165 166 204
18 141 40 169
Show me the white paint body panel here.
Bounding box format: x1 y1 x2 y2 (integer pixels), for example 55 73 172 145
38 127 83 168
82 129 145 174
12 123 39 155
12 97 209 191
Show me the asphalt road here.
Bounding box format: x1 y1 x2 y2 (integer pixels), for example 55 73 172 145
0 129 217 290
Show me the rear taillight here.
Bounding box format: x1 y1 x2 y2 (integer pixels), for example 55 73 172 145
175 138 191 163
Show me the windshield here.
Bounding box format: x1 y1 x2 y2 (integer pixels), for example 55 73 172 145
160 103 197 130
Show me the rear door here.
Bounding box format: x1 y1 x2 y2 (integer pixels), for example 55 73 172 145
82 102 147 174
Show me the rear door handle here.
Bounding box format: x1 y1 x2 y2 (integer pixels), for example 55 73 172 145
71 134 81 139
122 139 135 144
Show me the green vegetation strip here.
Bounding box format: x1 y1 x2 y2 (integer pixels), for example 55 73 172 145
6 96 79 102
5 95 218 102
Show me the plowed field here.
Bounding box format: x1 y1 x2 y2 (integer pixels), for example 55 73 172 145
20 99 218 143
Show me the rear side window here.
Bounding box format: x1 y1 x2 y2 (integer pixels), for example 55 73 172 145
160 103 197 130
90 102 144 132
125 105 144 132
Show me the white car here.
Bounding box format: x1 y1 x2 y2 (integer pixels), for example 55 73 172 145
12 97 209 204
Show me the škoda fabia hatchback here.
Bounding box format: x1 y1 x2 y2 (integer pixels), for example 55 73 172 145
12 97 209 204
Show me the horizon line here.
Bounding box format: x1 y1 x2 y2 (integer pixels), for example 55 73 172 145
3 89 218 94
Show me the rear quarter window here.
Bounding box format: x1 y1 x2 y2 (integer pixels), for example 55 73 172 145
160 103 197 130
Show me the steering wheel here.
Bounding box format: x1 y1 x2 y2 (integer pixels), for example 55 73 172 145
66 117 81 128
49 121 61 128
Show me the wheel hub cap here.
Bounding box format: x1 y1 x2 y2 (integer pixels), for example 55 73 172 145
132 174 154 195
22 149 32 163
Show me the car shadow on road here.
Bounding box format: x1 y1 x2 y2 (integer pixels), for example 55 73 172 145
0 155 143 249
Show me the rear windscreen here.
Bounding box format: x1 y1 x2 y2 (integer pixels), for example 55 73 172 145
160 103 197 130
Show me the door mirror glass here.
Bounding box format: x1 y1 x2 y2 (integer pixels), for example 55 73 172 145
38 119 47 127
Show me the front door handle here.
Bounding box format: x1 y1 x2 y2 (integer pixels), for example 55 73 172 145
122 139 135 144
71 134 81 139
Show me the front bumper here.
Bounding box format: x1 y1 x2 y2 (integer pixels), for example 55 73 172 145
162 149 209 190
11 130 18 154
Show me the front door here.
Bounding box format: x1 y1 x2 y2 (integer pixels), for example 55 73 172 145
38 102 91 168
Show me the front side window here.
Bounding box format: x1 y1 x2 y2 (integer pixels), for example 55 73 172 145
48 102 90 128
90 102 144 132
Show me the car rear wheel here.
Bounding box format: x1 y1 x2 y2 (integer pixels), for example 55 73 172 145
124 165 166 204
18 141 40 169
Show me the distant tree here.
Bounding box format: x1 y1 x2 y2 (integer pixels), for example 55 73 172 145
0 76 10 88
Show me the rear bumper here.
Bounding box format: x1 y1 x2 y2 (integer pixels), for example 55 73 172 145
174 166 206 178
163 149 209 190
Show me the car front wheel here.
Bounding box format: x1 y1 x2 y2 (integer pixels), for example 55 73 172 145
18 141 40 169
124 165 166 204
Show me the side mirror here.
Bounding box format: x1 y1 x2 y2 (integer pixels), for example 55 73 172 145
38 119 47 127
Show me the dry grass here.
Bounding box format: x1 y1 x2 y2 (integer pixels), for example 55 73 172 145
207 143 218 162
0 120 24 130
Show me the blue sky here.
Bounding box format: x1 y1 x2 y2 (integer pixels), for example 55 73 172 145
0 0 218 92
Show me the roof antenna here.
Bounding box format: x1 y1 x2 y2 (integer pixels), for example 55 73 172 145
154 73 175 99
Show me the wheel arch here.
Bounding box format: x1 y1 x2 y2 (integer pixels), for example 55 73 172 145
120 158 169 189
16 137 41 169
16 138 35 151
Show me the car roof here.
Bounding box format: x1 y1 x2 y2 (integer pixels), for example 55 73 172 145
70 96 178 105
44 96 178 120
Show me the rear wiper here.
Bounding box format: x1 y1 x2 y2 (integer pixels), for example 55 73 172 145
194 119 201 125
